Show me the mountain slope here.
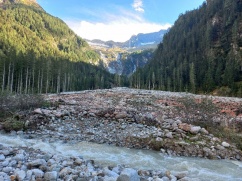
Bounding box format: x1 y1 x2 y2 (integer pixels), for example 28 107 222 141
0 1 125 93
0 2 100 64
0 0 43 10
132 0 242 96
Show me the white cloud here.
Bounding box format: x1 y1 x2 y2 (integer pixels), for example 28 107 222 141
65 19 171 42
64 7 172 42
132 0 144 13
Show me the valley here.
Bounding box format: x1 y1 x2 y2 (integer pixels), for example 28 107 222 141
1 0 242 180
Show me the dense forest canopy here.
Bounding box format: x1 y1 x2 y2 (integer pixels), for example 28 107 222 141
131 0 242 97
0 1 127 93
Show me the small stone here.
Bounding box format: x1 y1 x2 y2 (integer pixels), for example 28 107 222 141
3 167 13 173
34 108 43 114
156 137 163 142
10 175 16 181
44 171 58 181
17 131 24 135
222 142 230 148
215 145 225 150
137 124 144 128
117 168 140 181
32 169 44 178
14 154 25 161
190 126 201 134
115 112 127 119
165 170 171 179
121 125 127 129
26 170 33 180
15 170 26 181
178 123 191 132
165 132 173 139
172 122 178 129
103 167 119 178
30 159 47 167
2 160 9 167
174 172 187 179
59 167 73 178
200 128 209 134
0 154 5 161
236 154 241 160
74 158 83 165
161 176 170 181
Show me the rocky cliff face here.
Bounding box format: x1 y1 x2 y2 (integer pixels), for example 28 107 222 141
88 29 167 75
124 29 168 48
94 48 154 76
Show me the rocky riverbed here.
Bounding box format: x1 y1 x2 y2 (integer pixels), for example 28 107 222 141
0 87 242 180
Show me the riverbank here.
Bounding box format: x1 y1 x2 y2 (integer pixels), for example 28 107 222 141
0 87 242 180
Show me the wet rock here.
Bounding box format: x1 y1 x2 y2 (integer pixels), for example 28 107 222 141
179 177 201 181
174 171 188 179
117 168 140 181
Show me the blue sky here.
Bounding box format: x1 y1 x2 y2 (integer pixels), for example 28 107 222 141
37 0 205 42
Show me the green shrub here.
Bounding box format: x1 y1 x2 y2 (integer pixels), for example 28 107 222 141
2 116 25 132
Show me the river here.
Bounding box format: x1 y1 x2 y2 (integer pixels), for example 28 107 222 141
0 133 242 180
